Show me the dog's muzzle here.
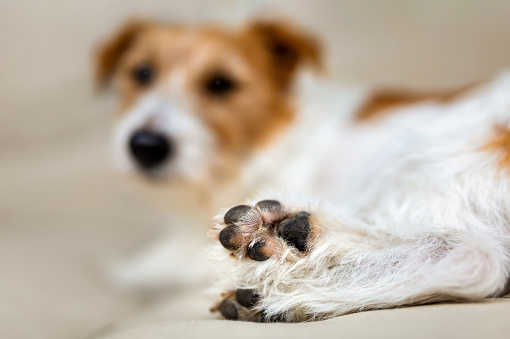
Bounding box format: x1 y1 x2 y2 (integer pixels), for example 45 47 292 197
129 131 172 169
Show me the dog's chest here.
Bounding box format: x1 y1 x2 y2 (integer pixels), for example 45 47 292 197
241 77 383 203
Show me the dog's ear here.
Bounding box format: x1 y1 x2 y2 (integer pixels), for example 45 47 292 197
93 20 150 89
246 20 323 89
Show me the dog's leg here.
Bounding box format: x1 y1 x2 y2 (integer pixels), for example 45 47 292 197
207 195 509 322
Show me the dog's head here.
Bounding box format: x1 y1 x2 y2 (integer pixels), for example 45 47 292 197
95 19 321 186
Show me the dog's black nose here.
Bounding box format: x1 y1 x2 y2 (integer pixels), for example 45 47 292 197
129 131 171 169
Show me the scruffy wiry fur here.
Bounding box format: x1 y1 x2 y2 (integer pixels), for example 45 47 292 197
208 71 510 322
100 19 510 321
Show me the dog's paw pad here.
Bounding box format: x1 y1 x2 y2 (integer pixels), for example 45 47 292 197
255 200 286 224
224 205 254 224
255 200 281 211
216 200 316 259
219 299 239 320
277 211 311 252
235 289 260 308
212 289 261 321
247 238 279 261
219 225 245 251
212 288 286 322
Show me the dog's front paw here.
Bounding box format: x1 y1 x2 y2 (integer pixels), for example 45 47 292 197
209 199 328 322
215 200 317 261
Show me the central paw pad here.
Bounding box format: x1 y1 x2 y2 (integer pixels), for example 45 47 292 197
216 200 314 261
277 211 311 252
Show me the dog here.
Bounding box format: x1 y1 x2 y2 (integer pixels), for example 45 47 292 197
95 19 510 322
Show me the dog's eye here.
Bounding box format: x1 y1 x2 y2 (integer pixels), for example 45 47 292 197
132 63 154 86
204 74 237 96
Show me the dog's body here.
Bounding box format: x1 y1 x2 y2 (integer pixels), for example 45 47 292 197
96 20 510 322
209 72 510 322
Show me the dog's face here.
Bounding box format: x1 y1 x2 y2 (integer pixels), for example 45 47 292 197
95 20 320 185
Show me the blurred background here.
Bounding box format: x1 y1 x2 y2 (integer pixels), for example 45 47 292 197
2 1 510 338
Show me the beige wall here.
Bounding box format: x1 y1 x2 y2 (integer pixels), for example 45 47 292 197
3 0 510 147
3 0 510 88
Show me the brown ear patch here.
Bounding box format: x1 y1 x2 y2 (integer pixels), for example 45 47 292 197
356 84 478 122
93 20 151 88
246 21 322 89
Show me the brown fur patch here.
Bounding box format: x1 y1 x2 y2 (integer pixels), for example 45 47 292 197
480 126 510 169
356 84 477 122
244 21 322 90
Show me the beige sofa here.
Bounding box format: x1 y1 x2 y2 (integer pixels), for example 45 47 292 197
2 1 510 338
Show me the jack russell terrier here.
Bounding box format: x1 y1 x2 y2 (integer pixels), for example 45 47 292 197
95 19 510 322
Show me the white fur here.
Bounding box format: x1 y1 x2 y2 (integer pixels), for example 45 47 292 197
113 67 510 321
208 71 510 321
